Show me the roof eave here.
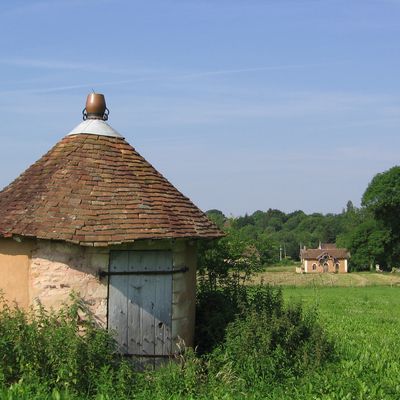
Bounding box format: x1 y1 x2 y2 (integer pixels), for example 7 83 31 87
0 231 225 247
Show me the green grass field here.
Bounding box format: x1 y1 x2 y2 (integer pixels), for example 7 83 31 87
273 286 400 399
238 267 400 399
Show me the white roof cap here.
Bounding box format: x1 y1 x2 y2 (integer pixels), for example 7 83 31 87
67 119 124 138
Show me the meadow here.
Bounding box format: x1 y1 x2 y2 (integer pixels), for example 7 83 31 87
247 268 400 398
281 285 400 399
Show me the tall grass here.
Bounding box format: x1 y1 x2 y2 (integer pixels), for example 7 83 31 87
282 286 400 399
0 294 134 398
0 286 333 399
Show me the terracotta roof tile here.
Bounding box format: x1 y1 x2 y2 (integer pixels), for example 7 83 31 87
0 134 223 245
300 248 350 260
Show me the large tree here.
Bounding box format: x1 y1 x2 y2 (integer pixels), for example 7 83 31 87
337 213 391 270
362 166 400 232
362 166 400 267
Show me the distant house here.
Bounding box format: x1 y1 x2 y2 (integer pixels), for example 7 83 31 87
299 243 350 273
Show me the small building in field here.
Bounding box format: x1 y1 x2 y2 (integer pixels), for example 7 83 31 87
299 243 350 273
0 93 223 359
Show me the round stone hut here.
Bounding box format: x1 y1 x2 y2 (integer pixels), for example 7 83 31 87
0 93 222 358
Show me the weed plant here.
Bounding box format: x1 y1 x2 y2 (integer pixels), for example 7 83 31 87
0 287 334 399
200 284 333 393
0 294 134 398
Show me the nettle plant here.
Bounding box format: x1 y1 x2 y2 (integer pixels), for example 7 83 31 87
0 293 134 397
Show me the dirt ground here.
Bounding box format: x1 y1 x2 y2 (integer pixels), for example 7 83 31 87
251 265 400 287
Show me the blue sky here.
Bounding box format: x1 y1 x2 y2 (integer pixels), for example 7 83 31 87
0 0 399 216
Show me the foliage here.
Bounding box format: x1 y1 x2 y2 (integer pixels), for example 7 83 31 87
0 294 134 398
201 166 400 271
195 281 246 354
197 228 263 290
362 165 400 267
204 206 358 268
0 285 333 399
1 286 399 399
209 285 333 388
362 165 400 232
337 213 391 270
196 231 264 354
132 348 206 400
205 209 226 229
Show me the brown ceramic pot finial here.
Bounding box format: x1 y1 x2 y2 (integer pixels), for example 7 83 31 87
83 93 109 121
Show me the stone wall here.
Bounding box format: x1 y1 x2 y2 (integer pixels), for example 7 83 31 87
30 240 109 326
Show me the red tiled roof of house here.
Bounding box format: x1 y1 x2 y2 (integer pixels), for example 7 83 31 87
300 248 350 260
0 134 223 246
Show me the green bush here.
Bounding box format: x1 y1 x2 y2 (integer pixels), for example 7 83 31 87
211 287 333 387
195 282 247 354
197 284 334 392
0 294 134 398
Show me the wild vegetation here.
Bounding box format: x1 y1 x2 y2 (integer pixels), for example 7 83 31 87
0 283 331 399
0 294 135 399
1 273 399 399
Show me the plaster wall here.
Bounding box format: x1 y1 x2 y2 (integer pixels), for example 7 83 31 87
0 238 35 308
302 258 347 273
172 241 197 349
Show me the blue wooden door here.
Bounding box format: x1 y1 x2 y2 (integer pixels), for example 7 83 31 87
108 251 173 357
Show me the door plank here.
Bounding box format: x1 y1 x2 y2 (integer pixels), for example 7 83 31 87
108 252 129 353
128 251 142 355
154 251 173 355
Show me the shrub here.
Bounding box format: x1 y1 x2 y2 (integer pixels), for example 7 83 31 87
208 285 334 388
0 294 134 398
195 282 247 354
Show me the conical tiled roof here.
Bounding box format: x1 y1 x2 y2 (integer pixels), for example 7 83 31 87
0 98 223 246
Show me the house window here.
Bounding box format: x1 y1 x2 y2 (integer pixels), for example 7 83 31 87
312 263 317 271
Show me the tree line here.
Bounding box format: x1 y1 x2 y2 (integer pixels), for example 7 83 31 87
202 166 400 272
